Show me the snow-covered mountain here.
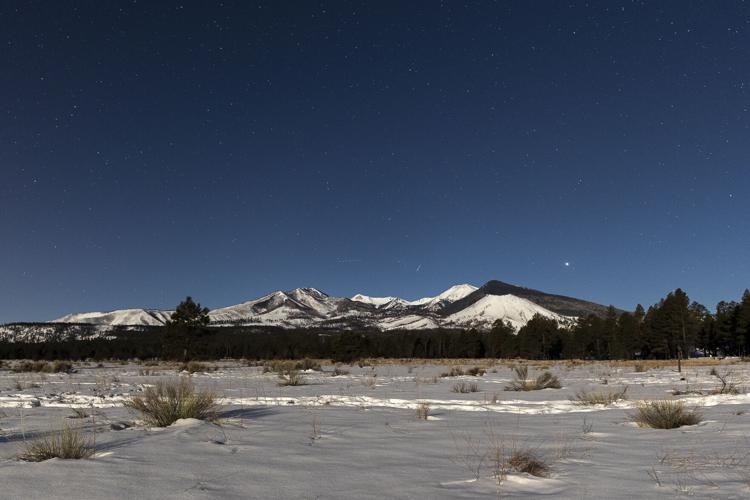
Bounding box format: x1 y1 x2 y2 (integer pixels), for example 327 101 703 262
351 294 404 308
28 281 604 338
443 294 572 330
53 309 173 326
408 283 478 310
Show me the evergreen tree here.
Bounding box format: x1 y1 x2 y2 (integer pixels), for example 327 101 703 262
603 305 620 359
162 296 211 360
169 297 210 329
517 314 561 359
487 320 516 358
715 301 739 355
737 290 750 356
616 309 641 359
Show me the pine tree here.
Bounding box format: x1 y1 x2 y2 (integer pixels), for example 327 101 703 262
737 290 750 356
715 301 739 355
487 320 516 358
162 297 211 360
517 314 560 359
603 305 620 359
168 297 210 329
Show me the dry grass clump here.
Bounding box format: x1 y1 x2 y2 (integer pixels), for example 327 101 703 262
507 449 551 477
504 366 561 391
179 361 216 374
68 408 90 419
441 366 485 377
361 374 378 388
12 360 73 373
441 367 465 377
572 387 628 406
277 369 306 386
415 402 430 420
124 379 218 427
631 400 703 429
452 381 479 393
19 424 95 461
263 358 322 373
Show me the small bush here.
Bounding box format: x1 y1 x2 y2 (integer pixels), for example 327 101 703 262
415 402 430 420
179 361 213 374
709 369 742 395
296 358 322 371
631 400 703 429
452 381 479 393
361 375 377 388
12 360 72 373
505 366 561 391
51 361 73 373
264 359 322 374
278 369 306 386
19 424 95 461
12 361 43 373
572 387 628 406
124 379 218 427
466 367 486 377
508 449 550 477
441 367 465 378
68 408 90 419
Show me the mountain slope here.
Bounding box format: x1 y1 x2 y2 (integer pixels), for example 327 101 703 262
444 294 574 330
441 280 613 318
53 309 172 326
408 283 478 309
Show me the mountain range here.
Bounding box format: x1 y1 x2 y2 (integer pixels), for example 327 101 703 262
47 281 612 332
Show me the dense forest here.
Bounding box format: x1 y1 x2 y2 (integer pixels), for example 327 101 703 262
1 288 749 361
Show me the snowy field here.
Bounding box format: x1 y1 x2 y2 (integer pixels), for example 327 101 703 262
1 359 749 499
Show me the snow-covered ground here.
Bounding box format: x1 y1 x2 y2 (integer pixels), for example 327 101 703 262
1 359 749 499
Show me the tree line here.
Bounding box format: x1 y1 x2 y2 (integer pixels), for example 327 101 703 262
1 289 749 361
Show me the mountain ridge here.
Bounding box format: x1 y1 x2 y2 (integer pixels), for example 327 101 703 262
44 281 612 333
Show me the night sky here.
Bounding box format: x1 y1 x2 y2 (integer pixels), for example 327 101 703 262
2 1 749 323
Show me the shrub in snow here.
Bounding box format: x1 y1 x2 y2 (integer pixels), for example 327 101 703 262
179 361 214 374
709 369 743 395
507 449 550 477
631 400 702 429
415 402 430 420
12 360 73 374
278 369 306 386
125 378 218 427
504 366 561 391
572 387 628 405
19 424 94 461
451 381 479 393
441 367 465 377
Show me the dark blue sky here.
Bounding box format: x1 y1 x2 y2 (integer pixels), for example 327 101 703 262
1 1 748 322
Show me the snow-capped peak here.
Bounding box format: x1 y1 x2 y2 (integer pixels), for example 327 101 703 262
433 283 478 302
351 294 402 307
444 294 572 330
408 283 478 307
